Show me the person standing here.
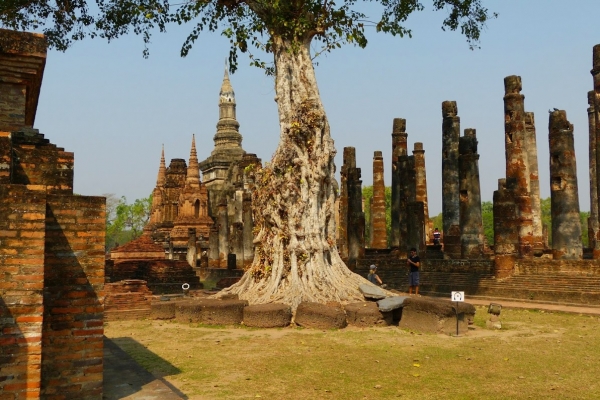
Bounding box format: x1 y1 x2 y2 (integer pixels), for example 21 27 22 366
407 248 421 295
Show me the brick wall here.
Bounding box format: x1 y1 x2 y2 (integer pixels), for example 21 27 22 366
41 195 105 399
0 184 46 399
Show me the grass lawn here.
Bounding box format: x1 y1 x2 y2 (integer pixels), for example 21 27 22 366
104 306 600 399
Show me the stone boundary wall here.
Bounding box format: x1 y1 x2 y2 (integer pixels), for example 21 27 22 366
515 258 600 275
42 195 105 398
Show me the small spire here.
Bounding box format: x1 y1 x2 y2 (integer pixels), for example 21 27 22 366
156 144 166 187
220 59 235 103
186 134 200 187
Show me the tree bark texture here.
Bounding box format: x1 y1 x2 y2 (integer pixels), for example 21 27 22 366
218 38 368 312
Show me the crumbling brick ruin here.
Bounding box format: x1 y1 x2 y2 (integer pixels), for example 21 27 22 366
0 29 105 399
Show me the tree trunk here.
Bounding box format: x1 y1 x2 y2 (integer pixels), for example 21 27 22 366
217 37 369 312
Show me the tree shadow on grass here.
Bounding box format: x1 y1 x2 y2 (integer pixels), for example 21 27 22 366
103 336 187 399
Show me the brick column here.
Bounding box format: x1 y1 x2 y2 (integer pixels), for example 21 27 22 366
218 202 229 267
337 147 352 259
208 224 220 267
347 148 365 266
524 112 544 252
413 142 431 242
459 129 484 258
441 101 460 258
407 201 426 255
371 151 387 249
549 110 582 259
588 92 600 257
504 76 533 257
391 118 407 248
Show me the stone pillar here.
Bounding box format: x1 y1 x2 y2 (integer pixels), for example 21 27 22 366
459 129 484 258
397 155 415 257
504 76 533 257
391 118 408 248
231 221 244 268
208 224 220 267
549 110 582 259
413 142 431 242
441 101 461 258
337 148 351 259
242 192 254 267
371 151 387 248
407 201 426 256
493 179 518 278
218 202 229 267
524 112 544 252
186 228 197 267
588 91 600 257
347 153 365 265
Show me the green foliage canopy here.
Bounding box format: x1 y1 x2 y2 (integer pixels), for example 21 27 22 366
1 0 496 70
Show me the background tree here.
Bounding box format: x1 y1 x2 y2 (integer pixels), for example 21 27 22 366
2 0 495 310
105 195 152 250
481 200 493 246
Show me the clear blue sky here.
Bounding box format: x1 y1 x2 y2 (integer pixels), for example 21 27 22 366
33 1 599 215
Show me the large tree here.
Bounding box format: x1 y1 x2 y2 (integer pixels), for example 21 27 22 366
2 0 495 310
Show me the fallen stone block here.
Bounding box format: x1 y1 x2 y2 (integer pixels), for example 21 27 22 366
243 303 292 328
359 284 387 300
344 302 387 327
399 297 476 335
295 302 347 329
377 296 408 312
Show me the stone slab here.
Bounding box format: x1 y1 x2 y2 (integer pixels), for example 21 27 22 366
377 296 408 312
359 283 387 300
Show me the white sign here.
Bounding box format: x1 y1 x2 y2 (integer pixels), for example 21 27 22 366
451 291 465 302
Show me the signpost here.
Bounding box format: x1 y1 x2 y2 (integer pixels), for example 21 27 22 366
451 291 464 336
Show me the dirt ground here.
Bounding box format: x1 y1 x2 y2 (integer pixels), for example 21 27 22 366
104 306 600 399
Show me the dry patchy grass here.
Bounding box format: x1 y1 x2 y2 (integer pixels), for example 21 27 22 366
104 306 600 399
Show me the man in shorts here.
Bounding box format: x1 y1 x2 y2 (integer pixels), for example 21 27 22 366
407 247 421 295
